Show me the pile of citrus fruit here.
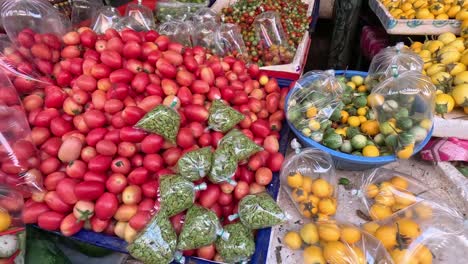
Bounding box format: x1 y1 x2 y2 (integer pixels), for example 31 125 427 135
381 0 468 20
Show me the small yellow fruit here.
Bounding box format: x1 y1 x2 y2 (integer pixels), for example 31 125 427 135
306 107 318 118
323 241 349 264
357 107 367 116
309 119 321 131
414 244 433 264
311 178 331 198
357 85 367 93
335 128 346 137
369 204 393 220
452 83 468 107
308 194 320 205
362 145 380 157
0 211 12 232
438 50 461 64
391 203 408 212
456 9 468 20
397 144 414 159
391 248 418 264
302 177 314 193
300 223 319 244
394 191 417 206
351 75 364 86
318 198 337 216
429 3 445 15
435 13 449 19
346 81 356 90
340 110 349 123
365 184 379 198
390 176 409 190
287 172 303 188
284 231 302 250
375 225 397 249
361 120 380 136
292 187 308 203
347 116 361 127
447 62 466 75
430 71 452 85
303 246 326 264
367 94 385 108
438 32 457 45
358 116 367 123
420 119 432 130
362 222 380 235
447 5 461 18
464 106 468 114
318 222 341 242
340 226 362 244
375 193 395 207
435 93 455 114
426 63 446 76
300 200 318 218
396 218 421 240
259 75 269 86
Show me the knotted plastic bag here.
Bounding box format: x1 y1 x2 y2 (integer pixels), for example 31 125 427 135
192 20 219 55
286 70 346 147
253 11 295 65
191 7 219 24
71 0 103 28
127 213 177 264
209 147 238 186
366 42 424 90
218 129 262 162
208 99 244 132
91 6 121 34
370 68 435 159
214 23 249 62
215 223 255 264
177 205 229 250
124 1 155 31
177 147 212 181
280 140 338 220
159 174 207 217
228 192 286 229
155 0 204 23
135 104 180 144
158 20 193 47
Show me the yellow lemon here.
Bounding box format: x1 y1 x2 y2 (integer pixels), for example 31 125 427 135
284 231 302 250
375 225 397 249
362 145 380 157
340 226 362 244
318 222 341 242
287 172 303 188
390 176 409 190
300 223 319 244
311 178 331 198
303 246 326 264
370 204 393 220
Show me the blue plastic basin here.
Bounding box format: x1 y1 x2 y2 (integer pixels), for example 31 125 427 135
285 70 433 171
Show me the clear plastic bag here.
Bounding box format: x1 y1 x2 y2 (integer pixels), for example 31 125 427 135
370 69 435 158
155 0 205 23
0 70 43 192
0 186 26 263
218 129 262 162
253 11 295 65
177 205 228 250
215 222 255 264
191 7 219 24
208 99 244 132
214 23 249 62
228 192 286 229
285 220 393 264
366 42 424 90
124 1 155 31
158 20 193 47
192 20 219 55
127 213 177 264
91 6 121 34
209 147 238 186
135 104 180 144
177 147 212 181
159 174 207 217
71 0 103 28
280 139 338 220
359 168 462 221
367 202 465 264
286 70 346 148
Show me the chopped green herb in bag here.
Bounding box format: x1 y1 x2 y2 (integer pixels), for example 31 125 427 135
177 205 229 250
215 223 255 263
135 105 180 143
177 147 213 181
127 214 177 264
209 147 237 185
218 129 262 161
229 192 286 229
208 99 244 132
160 175 207 217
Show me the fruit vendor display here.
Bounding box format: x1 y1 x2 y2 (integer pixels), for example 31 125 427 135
221 0 311 66
379 0 468 19
409 32 468 116
2 23 288 262
283 221 391 264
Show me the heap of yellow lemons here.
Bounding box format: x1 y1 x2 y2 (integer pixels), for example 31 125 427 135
409 32 468 116
284 221 366 264
287 172 337 220
381 0 468 20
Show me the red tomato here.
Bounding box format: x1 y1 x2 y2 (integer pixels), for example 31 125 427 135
142 154 164 172
23 202 50 223
83 171 107 183
41 137 62 157
197 244 215 260
90 216 109 233
176 128 196 149
199 184 220 209
100 50 122 69
170 212 185 235
267 152 284 172
210 203 222 219
88 155 112 172
56 178 78 205
104 129 120 144
138 198 156 212
31 127 50 146
73 200 95 221
83 109 107 128
234 181 249 200
114 204 138 222
119 127 147 143
58 136 83 162
74 181 105 201
221 204 234 218
249 182 266 194
255 167 273 186
110 157 131 174
39 157 60 175
106 173 127 194
122 185 142 205
60 213 84 236
127 167 148 185
117 141 136 157
218 192 233 206
86 128 108 147
129 211 151 231
239 166 255 184
162 147 182 166
38 211 65 231
95 192 119 220
104 99 124 114
44 191 73 213
44 172 66 191
121 106 145 125
81 146 97 162
141 180 159 199
66 160 87 179
34 108 60 127
96 139 117 156
140 134 164 154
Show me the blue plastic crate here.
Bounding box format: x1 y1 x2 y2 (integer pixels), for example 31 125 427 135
35 79 296 263
285 70 433 171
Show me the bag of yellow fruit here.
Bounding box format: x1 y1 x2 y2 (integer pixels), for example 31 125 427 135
283 220 393 264
364 201 465 264
366 42 424 91
0 186 26 263
359 168 462 221
370 67 435 159
280 139 338 220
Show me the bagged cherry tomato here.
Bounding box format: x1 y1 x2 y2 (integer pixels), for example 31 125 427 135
135 104 180 144
177 147 212 182
208 99 244 133
0 186 26 263
159 175 207 217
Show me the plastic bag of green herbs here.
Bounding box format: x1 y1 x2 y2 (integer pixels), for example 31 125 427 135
228 192 286 229
135 104 180 143
208 147 238 185
159 174 207 217
177 147 212 181
218 129 262 162
127 214 177 264
177 205 229 250
208 99 244 132
215 223 255 263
